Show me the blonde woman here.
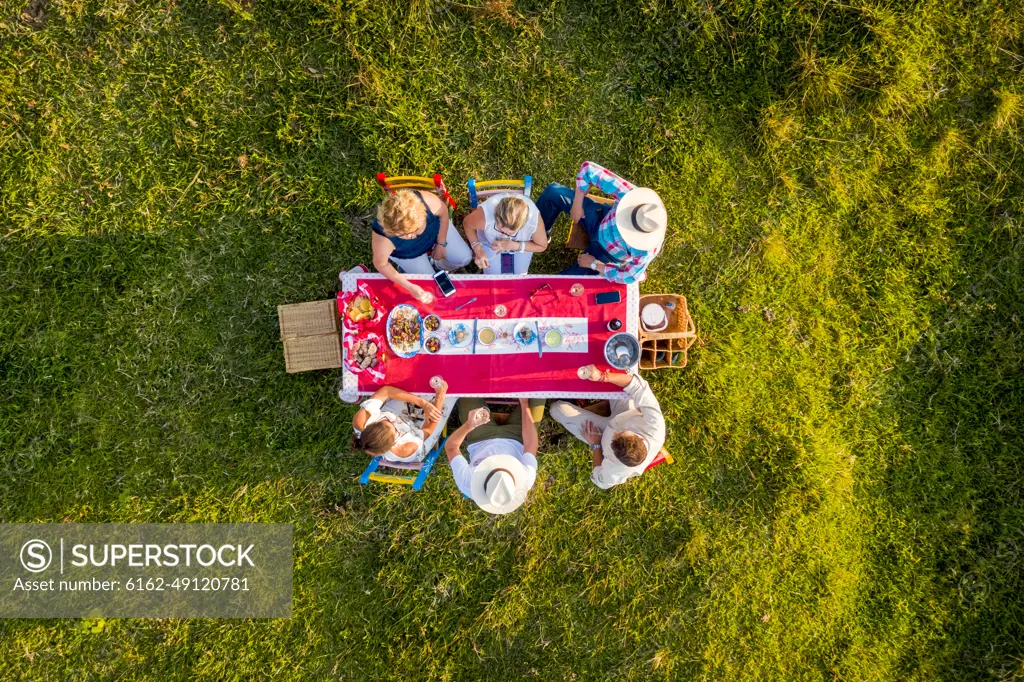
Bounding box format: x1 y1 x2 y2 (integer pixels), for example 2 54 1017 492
352 382 456 462
371 190 472 303
462 193 547 275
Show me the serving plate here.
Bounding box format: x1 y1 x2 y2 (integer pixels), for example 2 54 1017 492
386 304 423 358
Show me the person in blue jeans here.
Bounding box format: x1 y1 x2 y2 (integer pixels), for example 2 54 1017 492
536 161 667 284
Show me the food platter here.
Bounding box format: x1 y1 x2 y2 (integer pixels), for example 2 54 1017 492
386 304 423 358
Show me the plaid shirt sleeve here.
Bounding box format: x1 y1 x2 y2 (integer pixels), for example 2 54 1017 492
603 251 654 284
575 161 634 200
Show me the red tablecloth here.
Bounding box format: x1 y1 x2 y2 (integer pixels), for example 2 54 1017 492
339 274 638 398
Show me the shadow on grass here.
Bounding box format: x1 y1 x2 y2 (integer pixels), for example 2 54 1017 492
863 233 1023 679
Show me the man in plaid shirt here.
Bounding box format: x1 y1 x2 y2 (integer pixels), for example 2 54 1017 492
536 161 667 283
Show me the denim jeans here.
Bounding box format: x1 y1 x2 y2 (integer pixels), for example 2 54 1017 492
535 183 615 276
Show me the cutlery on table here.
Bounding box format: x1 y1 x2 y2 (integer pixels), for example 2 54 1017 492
535 321 543 358
454 297 477 312
472 318 478 355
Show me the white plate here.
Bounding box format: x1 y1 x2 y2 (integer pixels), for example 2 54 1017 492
448 323 472 348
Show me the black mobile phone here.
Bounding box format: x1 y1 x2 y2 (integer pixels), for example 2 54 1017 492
433 270 457 298
500 252 515 274
594 290 621 305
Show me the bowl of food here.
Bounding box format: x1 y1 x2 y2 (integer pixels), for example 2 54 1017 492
513 322 536 346
543 328 563 348
342 290 383 329
449 323 472 348
386 304 423 358
425 336 441 354
346 295 373 322
349 338 380 370
477 327 496 346
424 314 441 333
343 332 387 377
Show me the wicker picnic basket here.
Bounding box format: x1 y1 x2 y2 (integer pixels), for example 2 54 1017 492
278 300 342 373
638 294 696 370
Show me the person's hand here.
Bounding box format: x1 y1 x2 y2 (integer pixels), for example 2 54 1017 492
422 400 442 423
409 285 434 305
570 195 585 225
472 244 489 270
582 420 603 446
467 407 490 428
577 253 597 269
493 239 516 253
432 243 447 262
581 364 604 382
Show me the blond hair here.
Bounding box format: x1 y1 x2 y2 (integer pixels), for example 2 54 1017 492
494 196 529 234
377 190 426 237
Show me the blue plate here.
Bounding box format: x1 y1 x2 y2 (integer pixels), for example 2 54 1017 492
513 322 536 346
448 323 472 348
386 304 423 358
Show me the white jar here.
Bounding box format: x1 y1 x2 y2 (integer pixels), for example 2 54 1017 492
641 304 668 332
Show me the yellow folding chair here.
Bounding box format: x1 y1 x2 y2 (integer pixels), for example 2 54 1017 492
376 172 457 211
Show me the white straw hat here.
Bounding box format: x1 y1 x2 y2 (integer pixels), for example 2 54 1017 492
615 187 667 251
470 455 531 514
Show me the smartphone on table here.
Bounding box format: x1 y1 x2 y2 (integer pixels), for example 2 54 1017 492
594 290 621 305
433 270 457 298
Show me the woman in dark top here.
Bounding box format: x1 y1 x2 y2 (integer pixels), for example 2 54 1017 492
371 190 471 304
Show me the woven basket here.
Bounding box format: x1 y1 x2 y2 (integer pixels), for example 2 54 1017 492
278 300 338 338
638 294 696 370
278 300 342 373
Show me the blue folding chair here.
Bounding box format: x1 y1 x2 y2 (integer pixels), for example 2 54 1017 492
467 175 532 209
359 436 446 491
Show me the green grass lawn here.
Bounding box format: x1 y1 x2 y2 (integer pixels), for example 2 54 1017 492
1 0 1022 679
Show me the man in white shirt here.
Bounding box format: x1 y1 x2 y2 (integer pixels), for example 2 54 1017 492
445 398 540 514
550 367 666 489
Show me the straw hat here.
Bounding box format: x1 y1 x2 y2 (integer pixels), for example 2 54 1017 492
615 187 667 251
470 455 531 514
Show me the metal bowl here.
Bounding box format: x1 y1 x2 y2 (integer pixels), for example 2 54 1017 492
604 332 640 369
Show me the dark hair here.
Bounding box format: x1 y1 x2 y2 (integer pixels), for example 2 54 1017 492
611 433 647 467
353 421 396 455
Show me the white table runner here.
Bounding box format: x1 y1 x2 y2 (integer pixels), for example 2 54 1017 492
426 317 588 356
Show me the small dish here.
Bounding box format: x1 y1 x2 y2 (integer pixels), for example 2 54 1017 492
477 327 497 346
425 336 441 354
544 328 563 348
424 314 442 333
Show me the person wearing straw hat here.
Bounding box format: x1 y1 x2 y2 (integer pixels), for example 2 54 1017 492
445 399 541 514
535 161 666 284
